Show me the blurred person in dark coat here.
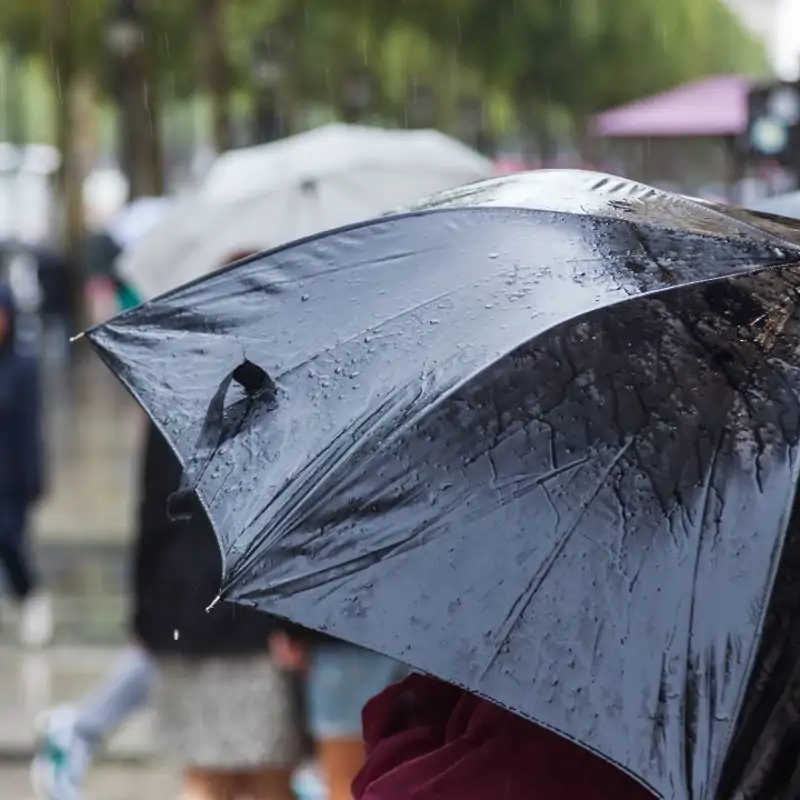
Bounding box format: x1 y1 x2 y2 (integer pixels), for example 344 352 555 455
136 421 305 800
0 281 52 646
35 419 305 800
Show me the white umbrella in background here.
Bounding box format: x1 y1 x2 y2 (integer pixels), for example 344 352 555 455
83 168 130 229
107 196 173 249
117 124 493 300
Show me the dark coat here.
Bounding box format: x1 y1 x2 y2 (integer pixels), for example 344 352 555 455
0 283 43 509
132 421 284 656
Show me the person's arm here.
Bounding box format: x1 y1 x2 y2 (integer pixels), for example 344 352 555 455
269 630 308 670
269 622 339 669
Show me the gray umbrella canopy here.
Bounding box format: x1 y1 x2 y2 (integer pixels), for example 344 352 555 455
89 171 800 799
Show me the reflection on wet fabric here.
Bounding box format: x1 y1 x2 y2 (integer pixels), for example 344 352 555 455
88 170 800 799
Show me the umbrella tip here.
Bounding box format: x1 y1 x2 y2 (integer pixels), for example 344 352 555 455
69 331 85 343
206 594 222 613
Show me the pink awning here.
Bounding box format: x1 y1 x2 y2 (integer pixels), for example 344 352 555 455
591 75 752 138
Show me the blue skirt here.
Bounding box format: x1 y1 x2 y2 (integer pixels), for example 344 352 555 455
306 644 407 739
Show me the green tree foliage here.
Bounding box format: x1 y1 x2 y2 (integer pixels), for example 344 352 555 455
0 0 771 143
0 0 770 320
376 0 768 112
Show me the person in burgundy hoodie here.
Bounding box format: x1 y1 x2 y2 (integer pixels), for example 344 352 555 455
352 673 655 800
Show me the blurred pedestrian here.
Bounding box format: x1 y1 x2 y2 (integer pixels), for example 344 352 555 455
271 634 406 800
140 422 303 800
0 281 52 647
35 245 75 366
31 635 155 798
353 673 655 799
33 422 304 800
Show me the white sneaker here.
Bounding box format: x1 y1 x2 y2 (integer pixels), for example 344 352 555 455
292 760 328 800
20 593 54 648
31 706 93 800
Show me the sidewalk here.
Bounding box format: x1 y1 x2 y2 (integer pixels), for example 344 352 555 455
34 349 141 544
0 646 153 760
0 764 179 800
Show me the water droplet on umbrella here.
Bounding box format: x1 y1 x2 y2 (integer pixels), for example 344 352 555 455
301 294 310 301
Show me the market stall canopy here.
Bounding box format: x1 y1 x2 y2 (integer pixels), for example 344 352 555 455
591 74 751 138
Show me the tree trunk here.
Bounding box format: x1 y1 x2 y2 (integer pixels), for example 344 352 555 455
49 0 85 330
522 104 556 167
251 8 299 142
118 1 164 198
143 74 165 194
73 75 102 191
434 51 459 135
199 0 232 154
121 52 164 197
476 129 497 158
573 113 598 168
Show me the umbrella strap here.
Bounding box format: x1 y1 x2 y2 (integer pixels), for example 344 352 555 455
167 358 274 521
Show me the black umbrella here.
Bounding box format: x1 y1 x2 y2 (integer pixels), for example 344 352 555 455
88 171 800 799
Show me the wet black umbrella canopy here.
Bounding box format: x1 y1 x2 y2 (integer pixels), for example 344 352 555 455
89 171 800 799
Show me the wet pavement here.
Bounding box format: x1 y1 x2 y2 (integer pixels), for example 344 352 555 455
35 348 141 544
0 544 131 646
0 646 153 759
1 764 179 800
0 645 178 796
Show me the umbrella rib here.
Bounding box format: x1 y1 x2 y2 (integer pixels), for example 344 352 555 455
222 379 436 586
476 436 635 683
676 429 723 793
230 453 596 603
